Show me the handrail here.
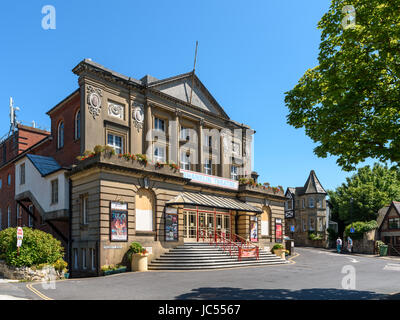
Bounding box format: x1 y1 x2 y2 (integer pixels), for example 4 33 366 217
199 228 259 261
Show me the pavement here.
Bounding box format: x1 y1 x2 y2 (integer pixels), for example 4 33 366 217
0 247 399 300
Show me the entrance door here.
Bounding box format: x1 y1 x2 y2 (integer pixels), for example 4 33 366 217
216 214 231 239
183 210 196 241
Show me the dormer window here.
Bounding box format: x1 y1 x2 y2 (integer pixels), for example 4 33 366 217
57 121 64 149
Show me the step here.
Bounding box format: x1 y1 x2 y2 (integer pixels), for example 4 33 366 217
149 260 288 270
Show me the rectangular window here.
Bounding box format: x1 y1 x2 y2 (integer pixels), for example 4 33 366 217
20 163 25 185
302 199 305 209
107 133 123 155
82 249 87 269
309 198 314 208
231 165 239 180
180 126 190 141
73 249 78 270
154 146 166 162
309 217 315 231
28 205 33 227
0 179 2 189
204 135 212 148
287 200 293 210
302 218 306 231
82 195 89 225
51 179 58 204
90 248 96 270
180 151 190 170
388 218 400 229
154 117 165 132
204 159 212 175
7 207 11 228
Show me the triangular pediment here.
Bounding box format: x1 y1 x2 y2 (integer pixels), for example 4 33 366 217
149 73 229 118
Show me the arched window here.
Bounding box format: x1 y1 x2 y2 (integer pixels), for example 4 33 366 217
135 188 155 231
57 121 64 149
75 110 81 140
261 206 271 236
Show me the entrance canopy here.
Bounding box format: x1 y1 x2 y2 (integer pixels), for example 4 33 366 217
166 192 262 213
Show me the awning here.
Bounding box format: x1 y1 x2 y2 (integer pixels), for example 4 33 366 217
166 192 262 213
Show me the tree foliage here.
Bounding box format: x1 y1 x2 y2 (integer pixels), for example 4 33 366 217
328 163 400 224
285 0 400 171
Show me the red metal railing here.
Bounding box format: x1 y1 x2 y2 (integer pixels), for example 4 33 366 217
199 228 259 261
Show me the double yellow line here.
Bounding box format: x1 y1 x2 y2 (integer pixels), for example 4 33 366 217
26 283 53 300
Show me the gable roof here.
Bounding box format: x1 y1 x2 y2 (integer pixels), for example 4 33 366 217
302 170 326 194
148 72 230 119
26 154 63 177
377 205 390 229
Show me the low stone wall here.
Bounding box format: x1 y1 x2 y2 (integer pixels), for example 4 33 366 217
351 229 377 254
0 260 65 281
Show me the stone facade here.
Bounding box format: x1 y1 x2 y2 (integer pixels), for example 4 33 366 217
284 170 329 248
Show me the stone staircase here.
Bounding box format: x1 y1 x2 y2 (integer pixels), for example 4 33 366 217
148 242 288 270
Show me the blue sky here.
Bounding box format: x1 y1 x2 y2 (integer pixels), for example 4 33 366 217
0 0 375 192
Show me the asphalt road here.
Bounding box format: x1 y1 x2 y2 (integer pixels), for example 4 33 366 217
1 247 399 300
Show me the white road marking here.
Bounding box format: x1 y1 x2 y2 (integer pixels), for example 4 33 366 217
0 295 29 300
383 263 400 271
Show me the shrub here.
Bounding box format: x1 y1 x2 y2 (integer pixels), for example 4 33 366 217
344 221 378 240
0 228 65 267
126 242 145 262
308 232 324 241
271 244 284 252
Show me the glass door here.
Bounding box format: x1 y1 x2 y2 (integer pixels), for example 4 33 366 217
183 210 196 241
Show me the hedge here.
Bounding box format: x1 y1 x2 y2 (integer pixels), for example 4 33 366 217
0 227 65 267
344 221 378 240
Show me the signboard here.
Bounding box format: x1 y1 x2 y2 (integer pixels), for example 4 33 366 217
241 247 258 258
180 169 239 190
275 219 283 243
350 227 355 233
290 225 295 232
165 207 178 242
110 202 128 242
17 227 23 248
250 216 258 242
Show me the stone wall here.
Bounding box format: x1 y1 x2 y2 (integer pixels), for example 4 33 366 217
351 229 377 254
0 260 65 281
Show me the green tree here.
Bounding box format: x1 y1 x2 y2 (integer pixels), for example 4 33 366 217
285 0 400 171
328 163 400 224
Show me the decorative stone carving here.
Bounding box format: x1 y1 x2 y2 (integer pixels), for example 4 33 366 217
108 102 124 120
86 85 103 119
132 102 144 131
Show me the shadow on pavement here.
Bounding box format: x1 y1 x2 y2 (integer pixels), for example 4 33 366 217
175 287 386 300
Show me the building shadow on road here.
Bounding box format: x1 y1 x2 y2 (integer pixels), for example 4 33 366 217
175 287 386 300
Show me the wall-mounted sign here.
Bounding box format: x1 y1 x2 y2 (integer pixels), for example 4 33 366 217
180 169 239 190
110 202 128 242
17 227 23 248
165 207 178 242
275 218 283 243
250 216 258 242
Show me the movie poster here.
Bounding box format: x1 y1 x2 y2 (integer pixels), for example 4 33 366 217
275 218 283 243
110 202 128 241
165 207 178 241
250 216 258 242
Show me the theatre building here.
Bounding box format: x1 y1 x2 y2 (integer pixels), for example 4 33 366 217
5 59 287 276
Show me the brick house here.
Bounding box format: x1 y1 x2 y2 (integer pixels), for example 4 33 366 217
377 201 400 256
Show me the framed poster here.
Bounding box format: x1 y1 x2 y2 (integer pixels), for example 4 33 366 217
250 216 258 242
110 202 128 242
275 218 283 243
165 207 178 241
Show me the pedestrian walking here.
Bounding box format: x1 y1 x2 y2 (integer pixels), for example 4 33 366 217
336 237 342 253
347 236 353 253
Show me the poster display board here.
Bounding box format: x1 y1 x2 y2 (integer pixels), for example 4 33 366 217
165 207 178 241
275 218 283 243
110 202 128 241
250 216 258 242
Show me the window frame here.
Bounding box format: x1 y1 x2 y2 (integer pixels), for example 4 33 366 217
154 117 165 132
28 205 33 228
230 165 239 181
51 179 59 205
154 145 166 163
81 195 89 225
75 110 81 140
107 132 124 155
20 163 25 185
180 150 191 170
204 158 212 175
57 121 64 149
